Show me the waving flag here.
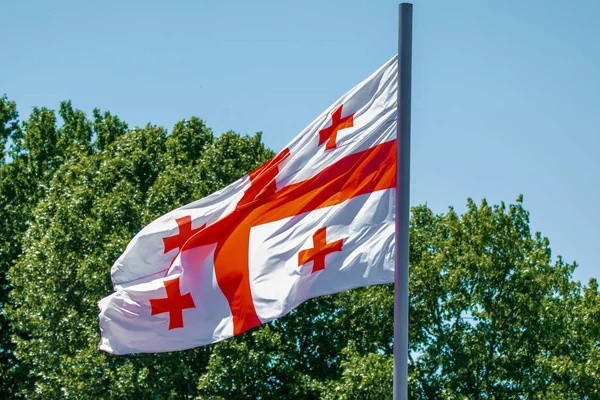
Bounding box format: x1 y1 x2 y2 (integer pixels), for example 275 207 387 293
98 55 399 355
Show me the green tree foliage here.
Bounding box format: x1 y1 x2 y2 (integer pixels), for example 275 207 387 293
407 199 588 399
0 94 21 394
1 97 598 399
541 278 600 399
4 99 274 399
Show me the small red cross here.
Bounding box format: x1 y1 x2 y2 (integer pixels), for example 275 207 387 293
319 104 355 151
163 216 204 254
298 227 344 274
150 277 196 329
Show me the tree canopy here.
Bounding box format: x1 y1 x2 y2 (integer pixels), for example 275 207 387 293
0 95 598 399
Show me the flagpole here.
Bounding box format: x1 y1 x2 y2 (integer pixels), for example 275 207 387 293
394 3 412 400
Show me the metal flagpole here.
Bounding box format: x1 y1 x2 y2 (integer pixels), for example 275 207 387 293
394 3 412 400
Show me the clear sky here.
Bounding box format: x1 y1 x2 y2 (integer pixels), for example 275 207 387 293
1 0 598 284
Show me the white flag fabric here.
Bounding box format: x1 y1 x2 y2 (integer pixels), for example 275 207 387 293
98 55 398 355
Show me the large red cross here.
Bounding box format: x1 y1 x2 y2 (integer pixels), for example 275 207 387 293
153 105 396 334
149 277 196 330
319 104 355 151
181 138 396 335
298 227 343 273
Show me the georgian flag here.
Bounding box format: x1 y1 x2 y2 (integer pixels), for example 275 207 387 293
98 55 398 355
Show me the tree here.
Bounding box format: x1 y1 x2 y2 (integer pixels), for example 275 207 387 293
541 278 600 399
0 94 21 395
2 98 598 399
406 198 587 399
0 96 77 395
6 102 274 398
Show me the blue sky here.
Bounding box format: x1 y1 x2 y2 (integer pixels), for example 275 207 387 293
1 0 598 284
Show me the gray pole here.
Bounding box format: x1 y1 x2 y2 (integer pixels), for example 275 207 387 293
394 3 412 400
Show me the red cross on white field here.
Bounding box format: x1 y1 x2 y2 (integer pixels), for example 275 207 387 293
149 277 195 330
162 216 205 254
319 104 355 150
298 227 344 274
